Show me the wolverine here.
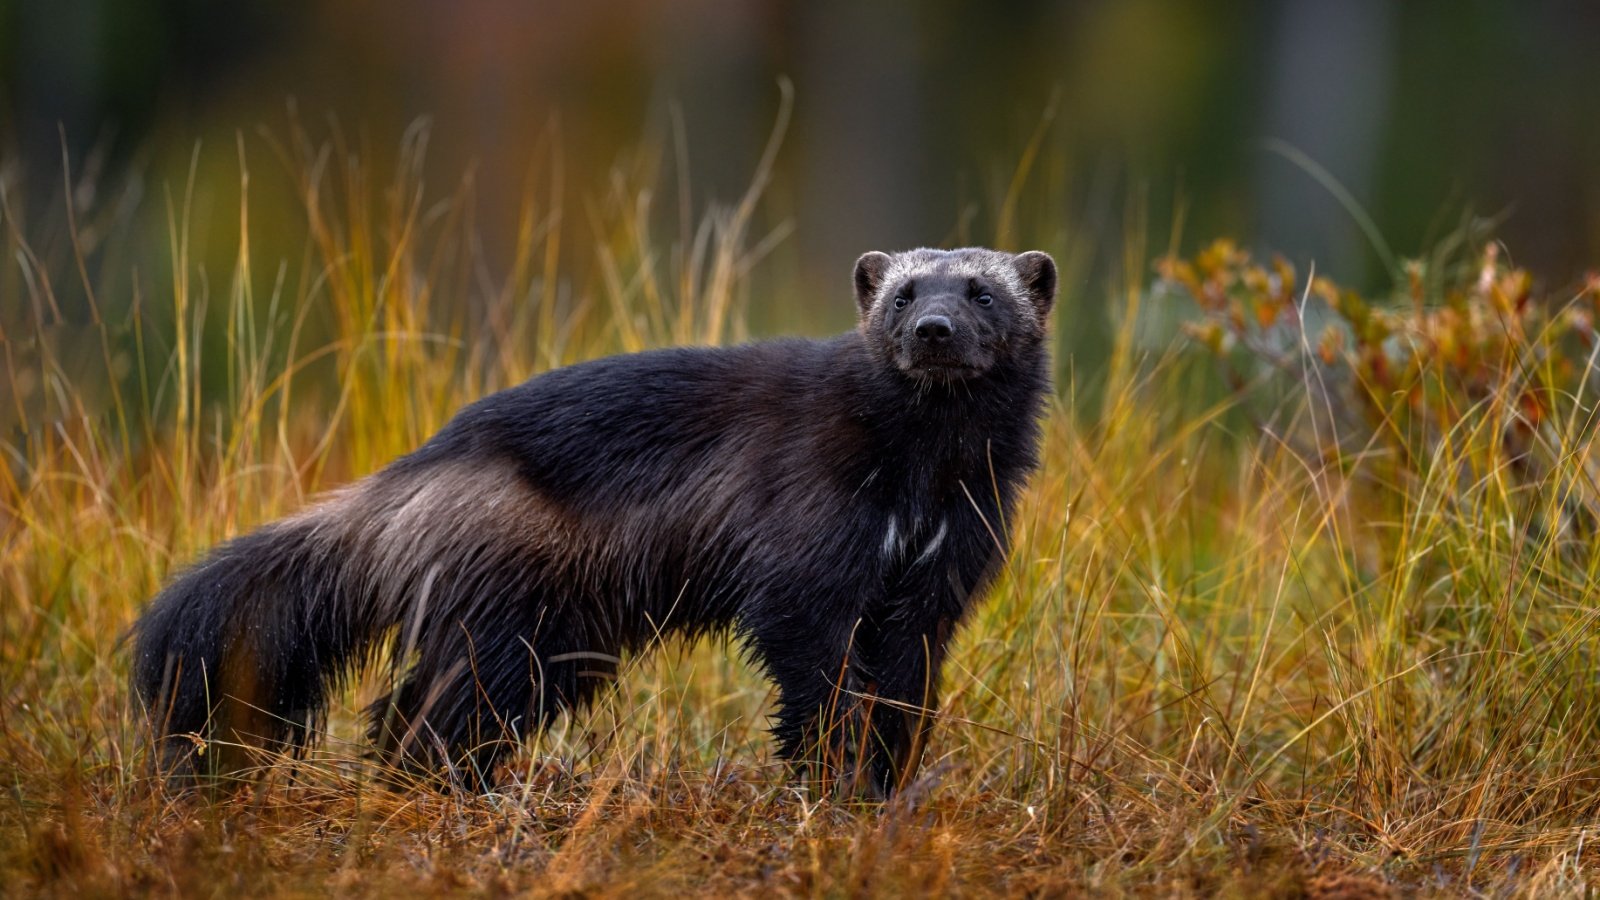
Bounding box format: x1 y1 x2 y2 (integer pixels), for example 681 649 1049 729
134 247 1056 798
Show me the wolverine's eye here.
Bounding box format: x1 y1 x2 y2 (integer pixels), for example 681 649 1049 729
974 293 993 307
893 295 909 310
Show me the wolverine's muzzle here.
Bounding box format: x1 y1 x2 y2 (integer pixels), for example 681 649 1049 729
902 309 987 379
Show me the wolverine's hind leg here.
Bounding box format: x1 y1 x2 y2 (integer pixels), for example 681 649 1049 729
368 582 619 787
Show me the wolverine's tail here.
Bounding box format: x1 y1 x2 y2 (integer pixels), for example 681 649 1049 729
133 456 592 782
132 501 389 777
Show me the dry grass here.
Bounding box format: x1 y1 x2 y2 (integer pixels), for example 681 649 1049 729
4 113 1600 897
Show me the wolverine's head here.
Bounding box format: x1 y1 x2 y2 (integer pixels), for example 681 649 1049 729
852 247 1056 382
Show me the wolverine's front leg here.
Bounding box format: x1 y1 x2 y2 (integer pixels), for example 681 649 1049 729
741 584 882 797
748 602 952 800
854 517 1006 797
852 611 956 797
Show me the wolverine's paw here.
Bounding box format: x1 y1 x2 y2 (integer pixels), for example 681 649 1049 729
792 712 896 802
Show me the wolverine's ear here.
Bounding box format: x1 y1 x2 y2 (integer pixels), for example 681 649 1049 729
1014 251 1057 318
853 251 892 316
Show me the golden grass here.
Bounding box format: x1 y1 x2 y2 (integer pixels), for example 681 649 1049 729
4 115 1600 897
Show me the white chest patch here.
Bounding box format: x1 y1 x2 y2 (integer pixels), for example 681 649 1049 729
882 513 948 566
915 517 948 565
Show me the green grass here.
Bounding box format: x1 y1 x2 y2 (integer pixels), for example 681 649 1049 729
4 117 1600 897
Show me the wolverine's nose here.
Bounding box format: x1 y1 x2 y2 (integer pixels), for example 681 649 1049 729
914 315 953 344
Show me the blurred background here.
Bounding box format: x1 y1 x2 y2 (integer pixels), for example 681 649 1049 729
3 0 1599 371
